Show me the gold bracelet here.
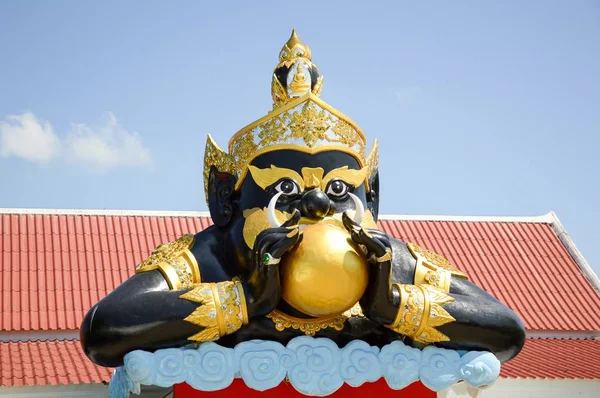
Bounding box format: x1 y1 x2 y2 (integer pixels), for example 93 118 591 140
376 248 392 263
387 283 456 344
180 280 248 341
135 235 202 290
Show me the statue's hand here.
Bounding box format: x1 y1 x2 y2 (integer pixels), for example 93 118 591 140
243 210 302 318
342 213 397 325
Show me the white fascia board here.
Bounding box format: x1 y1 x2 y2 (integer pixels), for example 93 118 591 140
547 211 600 294
1 207 554 223
0 329 79 342
0 208 211 217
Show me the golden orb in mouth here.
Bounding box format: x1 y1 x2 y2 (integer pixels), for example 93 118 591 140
280 222 369 317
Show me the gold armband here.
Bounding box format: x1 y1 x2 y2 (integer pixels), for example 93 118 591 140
408 242 467 293
386 284 455 344
135 234 201 290
180 280 249 341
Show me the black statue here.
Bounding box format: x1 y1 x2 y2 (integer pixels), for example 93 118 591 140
81 30 525 368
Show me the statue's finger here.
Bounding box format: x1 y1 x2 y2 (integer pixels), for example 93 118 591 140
270 231 302 259
358 229 387 257
342 211 360 232
282 209 301 228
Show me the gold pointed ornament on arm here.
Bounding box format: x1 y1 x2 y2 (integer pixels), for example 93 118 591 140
180 279 249 341
386 284 455 344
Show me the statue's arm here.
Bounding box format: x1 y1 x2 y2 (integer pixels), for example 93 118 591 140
82 215 302 368
434 276 526 362
342 215 525 363
81 269 202 367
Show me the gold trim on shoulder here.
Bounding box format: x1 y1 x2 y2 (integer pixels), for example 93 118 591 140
135 234 201 290
266 303 364 337
407 243 467 293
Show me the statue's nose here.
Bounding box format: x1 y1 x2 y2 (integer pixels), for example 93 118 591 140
300 189 331 220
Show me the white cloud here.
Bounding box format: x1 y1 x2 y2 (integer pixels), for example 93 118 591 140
0 112 61 162
0 111 152 172
65 112 152 171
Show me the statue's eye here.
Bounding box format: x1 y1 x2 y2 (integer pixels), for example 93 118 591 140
325 180 351 198
274 179 300 196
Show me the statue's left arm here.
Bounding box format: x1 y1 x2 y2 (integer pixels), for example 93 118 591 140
342 214 526 362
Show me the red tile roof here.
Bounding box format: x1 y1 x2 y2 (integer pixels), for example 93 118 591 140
1 210 599 333
501 338 600 379
0 340 112 387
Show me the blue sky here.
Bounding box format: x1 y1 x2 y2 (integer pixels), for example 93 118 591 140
1 1 599 275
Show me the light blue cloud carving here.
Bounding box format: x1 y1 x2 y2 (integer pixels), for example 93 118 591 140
419 346 461 390
340 340 381 387
185 343 235 391
379 340 421 389
110 337 501 397
234 340 294 391
459 351 501 388
287 336 344 396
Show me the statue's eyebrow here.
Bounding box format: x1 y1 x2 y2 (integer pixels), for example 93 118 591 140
247 165 304 190
320 166 369 190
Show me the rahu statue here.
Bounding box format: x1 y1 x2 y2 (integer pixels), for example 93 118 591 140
81 30 525 373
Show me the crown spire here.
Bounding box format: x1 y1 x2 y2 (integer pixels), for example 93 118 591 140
203 30 379 202
279 29 312 62
272 29 323 107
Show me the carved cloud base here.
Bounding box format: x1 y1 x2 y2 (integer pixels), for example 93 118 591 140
109 337 500 397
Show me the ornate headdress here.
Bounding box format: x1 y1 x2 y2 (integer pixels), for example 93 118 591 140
203 30 379 199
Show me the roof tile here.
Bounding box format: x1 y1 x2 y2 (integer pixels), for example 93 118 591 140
501 339 600 379
0 340 112 387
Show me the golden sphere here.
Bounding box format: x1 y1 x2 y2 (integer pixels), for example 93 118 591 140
280 222 369 317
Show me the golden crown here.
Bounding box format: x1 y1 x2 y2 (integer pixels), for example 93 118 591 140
203 30 378 200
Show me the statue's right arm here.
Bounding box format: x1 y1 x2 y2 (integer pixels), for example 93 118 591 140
81 269 203 367
81 215 302 368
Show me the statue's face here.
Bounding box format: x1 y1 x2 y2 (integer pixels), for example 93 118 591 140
235 149 372 250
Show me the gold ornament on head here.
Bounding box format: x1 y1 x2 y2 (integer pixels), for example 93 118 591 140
202 30 379 203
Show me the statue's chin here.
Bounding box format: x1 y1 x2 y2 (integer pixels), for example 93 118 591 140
280 222 369 317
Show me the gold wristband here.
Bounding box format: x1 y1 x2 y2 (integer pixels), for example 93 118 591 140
387 283 455 344
376 248 392 263
180 280 248 341
135 235 202 290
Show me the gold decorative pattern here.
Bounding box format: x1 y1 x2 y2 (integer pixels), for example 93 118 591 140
312 75 324 97
248 165 304 191
242 207 291 248
271 73 288 106
366 139 379 178
246 165 368 193
203 135 237 202
242 207 379 250
320 166 369 191
228 94 367 191
266 303 364 336
180 280 248 341
414 262 452 293
301 167 324 189
387 284 455 344
407 243 468 278
135 235 200 290
279 29 312 63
